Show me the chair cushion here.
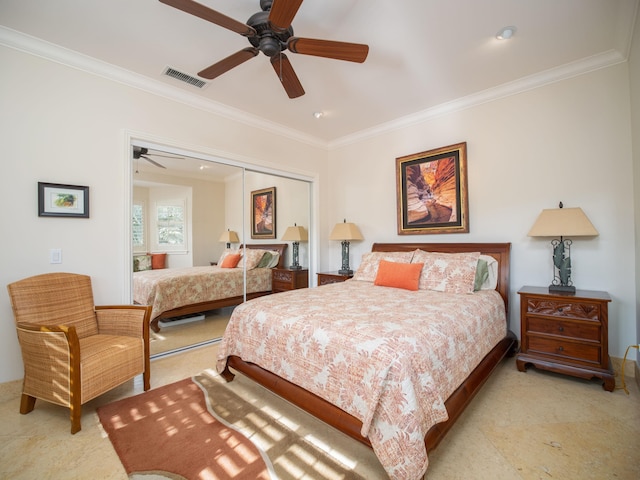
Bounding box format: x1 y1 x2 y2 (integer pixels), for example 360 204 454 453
79 335 144 403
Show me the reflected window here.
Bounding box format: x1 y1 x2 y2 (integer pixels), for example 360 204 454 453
155 200 186 250
132 201 146 252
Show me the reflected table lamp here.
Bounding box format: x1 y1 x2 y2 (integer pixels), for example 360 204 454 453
219 229 240 249
329 219 363 275
528 202 598 293
281 223 308 270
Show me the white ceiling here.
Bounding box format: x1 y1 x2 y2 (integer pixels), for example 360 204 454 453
1 0 638 146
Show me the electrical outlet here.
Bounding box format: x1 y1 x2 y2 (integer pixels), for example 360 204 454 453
50 249 62 264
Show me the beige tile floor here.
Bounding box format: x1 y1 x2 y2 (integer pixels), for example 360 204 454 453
0 346 638 479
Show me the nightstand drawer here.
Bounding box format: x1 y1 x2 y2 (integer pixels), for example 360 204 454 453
528 336 601 365
526 317 601 342
525 298 601 321
273 270 293 283
317 272 352 285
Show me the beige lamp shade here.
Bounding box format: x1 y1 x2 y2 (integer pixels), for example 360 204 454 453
329 220 363 241
528 207 598 238
281 224 308 242
219 230 240 243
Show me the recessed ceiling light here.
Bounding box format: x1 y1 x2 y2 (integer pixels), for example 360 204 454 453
313 111 324 119
496 26 517 40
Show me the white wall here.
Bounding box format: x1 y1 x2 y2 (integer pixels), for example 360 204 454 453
134 173 229 267
0 45 326 382
327 64 636 359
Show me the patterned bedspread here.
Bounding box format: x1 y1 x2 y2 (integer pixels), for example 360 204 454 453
133 266 272 320
216 280 507 480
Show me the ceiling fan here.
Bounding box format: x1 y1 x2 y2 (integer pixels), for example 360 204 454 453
133 146 183 169
159 0 369 98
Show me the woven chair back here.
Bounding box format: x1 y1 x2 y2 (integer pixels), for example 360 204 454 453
7 272 99 338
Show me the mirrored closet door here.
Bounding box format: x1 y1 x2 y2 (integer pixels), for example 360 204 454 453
130 144 311 356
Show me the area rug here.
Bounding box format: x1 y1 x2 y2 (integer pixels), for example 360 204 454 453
97 369 383 479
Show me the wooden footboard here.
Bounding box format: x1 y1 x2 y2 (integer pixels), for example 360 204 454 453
221 330 517 451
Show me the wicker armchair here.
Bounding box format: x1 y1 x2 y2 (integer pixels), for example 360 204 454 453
7 272 151 434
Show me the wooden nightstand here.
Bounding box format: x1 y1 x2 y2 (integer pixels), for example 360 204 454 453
272 268 309 293
516 286 614 391
317 271 353 286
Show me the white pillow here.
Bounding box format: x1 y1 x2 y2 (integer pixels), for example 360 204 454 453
479 254 499 290
267 251 280 268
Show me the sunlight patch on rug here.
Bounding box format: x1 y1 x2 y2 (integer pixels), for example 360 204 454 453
98 369 383 479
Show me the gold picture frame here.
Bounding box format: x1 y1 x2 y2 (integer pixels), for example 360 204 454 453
396 142 468 235
251 187 276 239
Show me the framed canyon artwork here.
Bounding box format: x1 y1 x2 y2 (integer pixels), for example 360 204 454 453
396 142 468 235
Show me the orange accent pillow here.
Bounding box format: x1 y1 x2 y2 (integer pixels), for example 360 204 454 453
150 253 167 269
374 260 424 291
220 253 241 268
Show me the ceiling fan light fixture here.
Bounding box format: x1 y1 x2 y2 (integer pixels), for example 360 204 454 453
259 35 281 57
496 26 516 40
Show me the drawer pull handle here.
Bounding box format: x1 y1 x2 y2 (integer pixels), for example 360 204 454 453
557 307 563 313
557 346 564 352
558 326 564 332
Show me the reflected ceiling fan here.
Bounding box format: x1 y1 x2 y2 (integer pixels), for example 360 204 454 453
133 146 183 170
159 0 369 98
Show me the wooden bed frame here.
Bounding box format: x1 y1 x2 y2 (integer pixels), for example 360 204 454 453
149 243 288 332
221 242 518 452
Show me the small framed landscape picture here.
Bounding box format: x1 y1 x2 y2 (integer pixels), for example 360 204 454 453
38 182 90 218
396 142 468 235
251 187 276 239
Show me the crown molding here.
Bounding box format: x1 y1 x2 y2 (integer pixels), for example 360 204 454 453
329 49 626 149
0 26 628 152
0 26 328 150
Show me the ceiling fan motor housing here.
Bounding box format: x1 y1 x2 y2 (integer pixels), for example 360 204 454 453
247 10 293 57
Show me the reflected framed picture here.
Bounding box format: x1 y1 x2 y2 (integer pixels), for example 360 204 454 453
251 186 276 239
38 182 90 218
396 142 468 235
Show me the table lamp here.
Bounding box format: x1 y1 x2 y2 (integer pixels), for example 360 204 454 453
219 229 240 249
281 223 308 270
528 202 598 293
329 219 363 275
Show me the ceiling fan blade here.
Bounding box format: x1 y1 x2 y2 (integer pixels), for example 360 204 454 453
287 37 369 63
141 155 166 169
271 54 305 99
159 0 256 37
198 47 259 79
268 0 303 32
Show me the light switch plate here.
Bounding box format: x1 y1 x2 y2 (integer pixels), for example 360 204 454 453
50 249 62 264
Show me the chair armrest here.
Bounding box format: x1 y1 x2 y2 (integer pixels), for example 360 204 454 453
15 323 80 370
95 305 151 338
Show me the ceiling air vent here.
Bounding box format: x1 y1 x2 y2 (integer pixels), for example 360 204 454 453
162 67 208 89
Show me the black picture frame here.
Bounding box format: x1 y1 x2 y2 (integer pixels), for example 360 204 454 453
38 182 90 218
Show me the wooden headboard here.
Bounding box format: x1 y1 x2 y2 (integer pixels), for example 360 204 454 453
371 242 511 316
243 243 288 269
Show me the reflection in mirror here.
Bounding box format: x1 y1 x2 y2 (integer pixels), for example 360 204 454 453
131 146 311 357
